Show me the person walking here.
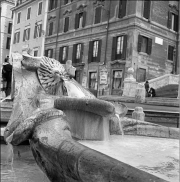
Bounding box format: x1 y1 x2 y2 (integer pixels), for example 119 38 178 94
144 80 150 97
2 57 12 97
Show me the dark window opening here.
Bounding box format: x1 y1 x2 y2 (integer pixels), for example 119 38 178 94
89 72 97 90
48 22 53 36
72 43 83 64
75 11 86 29
94 6 102 24
64 17 69 32
13 32 20 44
168 45 174 61
118 0 127 18
6 37 11 49
167 12 179 32
27 7 31 20
38 2 43 15
8 23 12 34
137 35 152 55
59 46 68 63
23 28 30 41
143 0 151 19
17 12 21 24
49 0 57 11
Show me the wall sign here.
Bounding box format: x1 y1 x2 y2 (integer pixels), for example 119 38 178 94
100 68 108 85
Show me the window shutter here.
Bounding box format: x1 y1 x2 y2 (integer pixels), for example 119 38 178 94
147 38 152 55
50 49 53 58
54 0 58 9
64 17 69 32
72 44 76 63
17 32 20 43
167 11 172 29
80 43 84 62
111 37 117 61
59 47 63 63
28 28 30 40
13 33 16 44
137 34 142 52
121 0 127 18
94 7 101 24
174 14 178 32
122 35 127 59
97 40 102 62
82 11 86 27
39 24 42 37
66 46 69 62
143 0 151 19
23 30 26 41
118 0 122 18
75 14 79 29
34 25 37 38
88 41 93 63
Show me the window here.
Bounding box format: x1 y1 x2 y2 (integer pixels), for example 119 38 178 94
137 35 152 55
168 45 174 61
64 0 68 5
112 70 123 90
6 37 11 49
49 0 57 11
27 7 31 20
111 35 127 61
38 2 43 15
118 0 127 18
59 46 68 63
75 11 86 29
143 0 151 19
64 17 69 32
13 32 20 44
137 68 146 82
88 40 102 63
23 28 30 41
33 50 38 57
8 23 12 34
89 72 97 90
48 22 53 36
17 12 21 24
94 6 102 24
167 12 179 32
34 23 42 38
45 49 53 58
72 43 83 63
75 70 81 83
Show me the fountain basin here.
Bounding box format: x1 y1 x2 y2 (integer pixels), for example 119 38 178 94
80 135 179 182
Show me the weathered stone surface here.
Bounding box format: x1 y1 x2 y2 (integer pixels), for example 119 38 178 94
135 87 146 103
132 107 145 121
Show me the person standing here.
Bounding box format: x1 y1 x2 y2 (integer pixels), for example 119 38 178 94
144 80 150 97
2 57 12 97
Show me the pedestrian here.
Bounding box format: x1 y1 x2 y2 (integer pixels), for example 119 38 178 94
2 57 12 97
144 80 150 97
149 87 156 97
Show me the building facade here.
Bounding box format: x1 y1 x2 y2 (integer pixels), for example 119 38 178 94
10 0 48 57
46 0 179 96
0 0 14 65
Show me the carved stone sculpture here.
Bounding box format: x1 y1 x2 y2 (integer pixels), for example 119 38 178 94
4 53 167 182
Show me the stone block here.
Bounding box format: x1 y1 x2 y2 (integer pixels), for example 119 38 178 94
132 107 145 121
135 87 145 103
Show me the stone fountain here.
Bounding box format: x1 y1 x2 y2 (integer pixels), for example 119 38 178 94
3 53 179 182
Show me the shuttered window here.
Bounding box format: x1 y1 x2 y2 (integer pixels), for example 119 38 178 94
89 72 97 90
17 12 21 24
75 11 86 29
167 12 178 32
14 32 20 44
137 35 152 55
111 35 127 61
88 40 102 63
38 2 43 15
64 17 69 32
118 0 127 18
72 43 83 63
143 0 151 19
59 46 68 63
6 37 11 49
94 6 102 24
46 49 53 58
49 0 57 11
8 23 12 34
48 22 53 36
27 7 31 20
23 28 30 41
168 45 174 61
34 23 42 38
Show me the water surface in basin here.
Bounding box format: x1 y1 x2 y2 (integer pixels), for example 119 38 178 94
1 144 49 182
80 135 179 182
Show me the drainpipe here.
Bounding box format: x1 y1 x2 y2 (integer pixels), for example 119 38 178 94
104 0 111 65
41 0 49 56
54 0 62 60
176 1 180 74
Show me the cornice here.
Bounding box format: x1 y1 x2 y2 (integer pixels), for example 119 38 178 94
11 0 36 12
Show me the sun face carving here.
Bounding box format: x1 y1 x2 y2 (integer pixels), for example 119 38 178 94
37 56 67 95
